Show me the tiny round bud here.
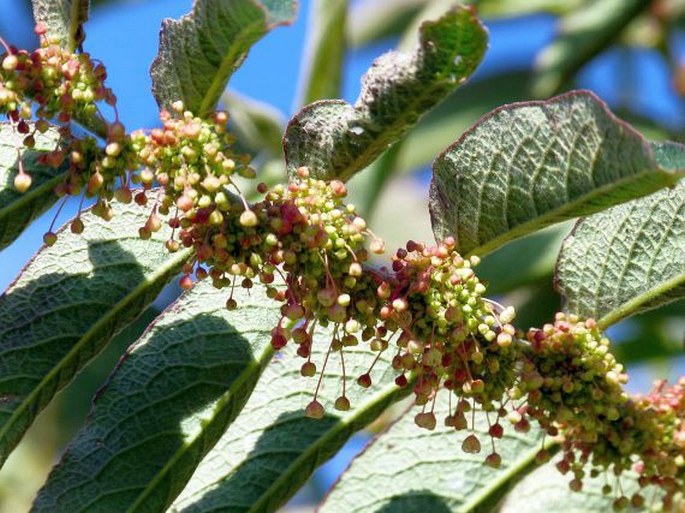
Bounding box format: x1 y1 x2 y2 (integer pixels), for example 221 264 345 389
485 452 502 468
461 434 481 454
569 479 583 492
612 497 629 511
414 412 437 430
179 274 194 290
70 218 84 234
305 400 324 419
165 239 180 252
334 396 350 411
239 210 258 228
2 54 18 71
535 449 551 464
13 172 32 193
114 188 133 204
138 227 151 240
43 231 57 246
300 362 316 377
357 373 372 388
370 238 385 254
488 423 504 439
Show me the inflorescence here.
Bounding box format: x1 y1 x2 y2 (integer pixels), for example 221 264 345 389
4 30 683 512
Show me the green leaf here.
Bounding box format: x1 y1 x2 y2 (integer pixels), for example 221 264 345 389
150 0 296 117
298 0 347 105
397 0 461 50
0 195 191 469
221 91 285 158
320 398 548 513
532 0 651 98
355 71 534 206
397 70 534 175
500 455 659 512
556 150 685 328
31 0 89 51
32 281 276 512
283 5 487 182
169 323 408 513
0 122 65 250
429 91 685 258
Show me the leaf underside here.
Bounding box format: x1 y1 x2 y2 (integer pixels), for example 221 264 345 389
0 193 190 469
0 122 66 250
556 146 685 327
283 5 487 183
31 0 90 51
34 280 409 513
320 396 545 513
32 281 276 513
429 90 684 257
500 454 662 513
150 0 296 117
170 320 408 513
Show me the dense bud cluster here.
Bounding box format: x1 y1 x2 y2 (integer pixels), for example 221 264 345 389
516 313 628 453
1 25 140 244
511 314 683 511
0 24 113 126
5 31 682 505
629 379 684 510
562 378 685 511
129 102 253 247
371 239 519 463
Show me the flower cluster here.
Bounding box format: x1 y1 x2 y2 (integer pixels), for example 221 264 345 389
512 314 683 511
372 239 519 465
570 378 685 511
0 25 113 123
5 33 682 503
1 24 114 189
0 25 143 244
629 379 684 510
128 102 254 252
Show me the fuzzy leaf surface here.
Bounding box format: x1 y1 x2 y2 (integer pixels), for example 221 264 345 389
31 0 89 51
150 0 296 117
283 5 487 182
320 398 546 513
0 195 190 469
429 91 685 257
32 281 276 513
169 324 408 513
0 122 66 250
500 454 661 512
556 144 685 328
